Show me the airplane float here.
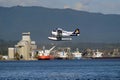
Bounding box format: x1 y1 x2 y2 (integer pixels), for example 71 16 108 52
48 28 80 41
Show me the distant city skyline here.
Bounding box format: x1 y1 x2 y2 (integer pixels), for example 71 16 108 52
0 0 120 14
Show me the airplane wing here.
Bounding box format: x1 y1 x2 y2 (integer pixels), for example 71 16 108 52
48 29 63 41
48 28 73 41
48 31 72 40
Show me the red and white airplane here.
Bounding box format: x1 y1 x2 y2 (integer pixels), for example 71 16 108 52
48 28 80 41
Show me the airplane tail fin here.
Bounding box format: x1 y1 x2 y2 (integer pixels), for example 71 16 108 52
73 28 80 36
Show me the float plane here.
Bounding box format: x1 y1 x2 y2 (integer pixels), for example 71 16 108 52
48 28 80 41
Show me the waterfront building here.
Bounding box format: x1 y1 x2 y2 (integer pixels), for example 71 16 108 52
8 48 15 60
8 32 37 60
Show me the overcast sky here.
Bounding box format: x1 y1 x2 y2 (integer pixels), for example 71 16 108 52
0 0 120 14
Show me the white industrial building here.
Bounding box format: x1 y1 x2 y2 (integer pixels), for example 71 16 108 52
8 48 15 60
8 32 37 60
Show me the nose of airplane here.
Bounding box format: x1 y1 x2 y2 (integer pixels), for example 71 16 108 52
52 31 54 34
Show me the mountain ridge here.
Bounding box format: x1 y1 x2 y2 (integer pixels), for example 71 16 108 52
0 6 120 43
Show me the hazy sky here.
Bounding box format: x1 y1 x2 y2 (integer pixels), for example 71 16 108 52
0 0 120 14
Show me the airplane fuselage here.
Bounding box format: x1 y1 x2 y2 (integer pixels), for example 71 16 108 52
52 31 73 37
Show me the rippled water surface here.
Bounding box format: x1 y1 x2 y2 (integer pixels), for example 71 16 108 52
0 59 120 80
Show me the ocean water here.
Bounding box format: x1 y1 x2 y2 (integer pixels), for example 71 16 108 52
0 59 120 80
